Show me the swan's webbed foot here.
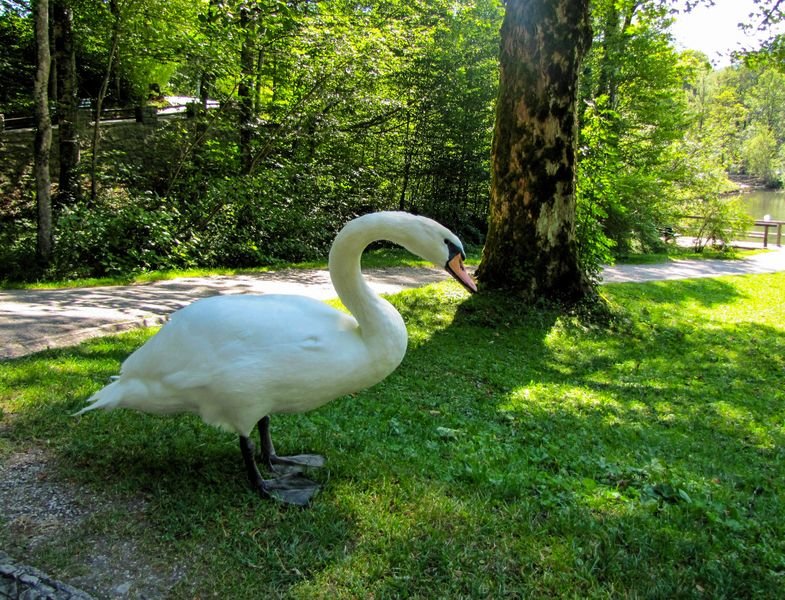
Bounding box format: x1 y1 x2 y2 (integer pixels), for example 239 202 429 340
268 453 326 473
259 471 321 506
257 416 325 474
239 436 320 506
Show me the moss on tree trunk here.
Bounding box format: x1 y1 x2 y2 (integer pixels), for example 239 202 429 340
478 0 593 304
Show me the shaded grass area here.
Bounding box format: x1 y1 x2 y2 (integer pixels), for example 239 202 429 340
1 273 784 597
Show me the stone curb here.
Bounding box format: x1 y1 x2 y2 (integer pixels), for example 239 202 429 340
0 552 94 599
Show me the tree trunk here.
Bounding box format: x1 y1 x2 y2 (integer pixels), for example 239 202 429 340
90 0 121 203
33 0 53 266
239 6 255 174
254 44 265 114
398 109 412 212
477 0 594 304
54 0 79 203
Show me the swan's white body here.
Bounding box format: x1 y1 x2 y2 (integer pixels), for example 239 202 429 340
76 212 474 438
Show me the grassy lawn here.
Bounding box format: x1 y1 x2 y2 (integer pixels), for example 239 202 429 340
614 245 767 265
1 273 784 597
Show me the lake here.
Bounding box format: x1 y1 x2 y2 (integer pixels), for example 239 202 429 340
738 189 785 221
736 189 785 245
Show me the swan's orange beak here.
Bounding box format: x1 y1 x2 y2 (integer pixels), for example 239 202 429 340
446 252 478 294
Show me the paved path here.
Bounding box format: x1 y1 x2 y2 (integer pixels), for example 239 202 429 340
0 267 449 360
601 246 785 282
2 248 784 361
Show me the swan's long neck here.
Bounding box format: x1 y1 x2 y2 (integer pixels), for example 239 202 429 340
328 214 410 362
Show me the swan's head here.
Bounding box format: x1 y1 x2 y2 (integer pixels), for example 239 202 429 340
399 214 478 294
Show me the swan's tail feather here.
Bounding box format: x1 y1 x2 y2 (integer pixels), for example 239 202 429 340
73 379 143 416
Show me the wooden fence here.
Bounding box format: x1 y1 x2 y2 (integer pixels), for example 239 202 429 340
0 101 210 132
682 216 784 248
748 219 784 248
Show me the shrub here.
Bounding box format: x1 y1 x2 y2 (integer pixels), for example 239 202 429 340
0 219 37 282
53 194 196 278
679 195 753 252
189 168 363 267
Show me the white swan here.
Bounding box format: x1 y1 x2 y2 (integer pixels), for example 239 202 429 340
75 211 476 505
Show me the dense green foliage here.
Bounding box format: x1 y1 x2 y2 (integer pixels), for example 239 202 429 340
577 1 782 263
2 273 784 596
0 8 35 113
1 0 502 281
1 0 785 282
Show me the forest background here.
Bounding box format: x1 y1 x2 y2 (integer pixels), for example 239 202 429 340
1 0 785 283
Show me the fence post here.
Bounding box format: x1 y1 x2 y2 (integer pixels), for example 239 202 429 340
763 224 769 249
138 105 157 125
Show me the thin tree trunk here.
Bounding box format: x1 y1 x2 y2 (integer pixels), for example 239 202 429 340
90 0 121 202
398 110 412 212
477 0 594 304
54 0 79 203
33 0 53 266
254 44 265 114
239 5 255 174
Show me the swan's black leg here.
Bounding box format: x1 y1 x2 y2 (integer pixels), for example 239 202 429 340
257 415 326 472
240 435 267 492
257 415 276 468
239 435 319 507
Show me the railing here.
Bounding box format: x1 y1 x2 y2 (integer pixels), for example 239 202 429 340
748 219 784 248
680 216 784 248
1 114 35 130
1 100 218 132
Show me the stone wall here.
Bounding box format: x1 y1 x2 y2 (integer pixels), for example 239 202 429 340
0 552 93 600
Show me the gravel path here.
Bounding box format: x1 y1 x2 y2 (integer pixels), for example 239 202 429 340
601 246 785 282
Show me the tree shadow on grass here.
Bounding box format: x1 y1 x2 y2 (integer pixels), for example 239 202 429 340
605 276 748 309
2 278 784 596
380 283 785 597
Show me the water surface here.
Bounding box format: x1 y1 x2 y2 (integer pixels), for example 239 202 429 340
737 189 785 221
736 189 785 245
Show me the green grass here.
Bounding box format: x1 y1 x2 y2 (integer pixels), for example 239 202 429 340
0 246 483 290
614 245 767 265
2 273 784 597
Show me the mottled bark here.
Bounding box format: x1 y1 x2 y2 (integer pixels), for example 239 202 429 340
477 0 593 303
54 0 80 202
33 0 53 265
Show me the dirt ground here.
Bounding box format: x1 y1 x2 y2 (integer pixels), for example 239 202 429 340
0 447 187 598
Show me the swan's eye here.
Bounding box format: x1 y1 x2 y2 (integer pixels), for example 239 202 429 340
444 239 465 260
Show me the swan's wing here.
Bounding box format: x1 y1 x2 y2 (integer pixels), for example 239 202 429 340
119 294 357 390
